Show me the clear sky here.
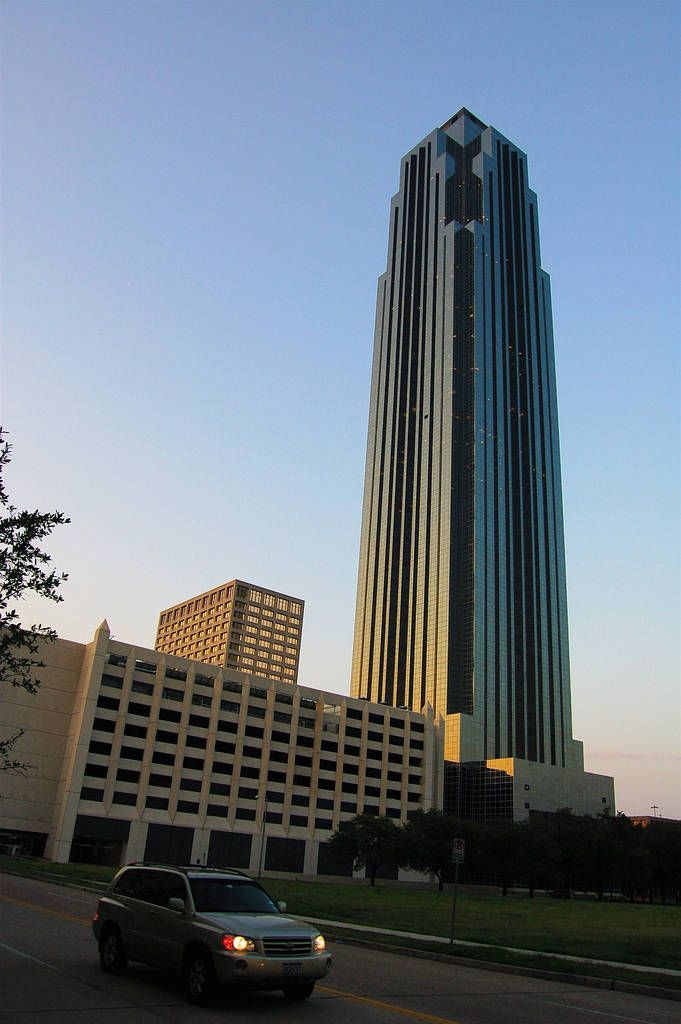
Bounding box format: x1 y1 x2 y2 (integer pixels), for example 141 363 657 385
1 0 679 818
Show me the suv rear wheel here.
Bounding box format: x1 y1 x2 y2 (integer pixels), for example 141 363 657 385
99 926 128 974
183 948 217 1006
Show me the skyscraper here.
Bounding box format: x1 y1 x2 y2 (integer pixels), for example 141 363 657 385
350 109 604 797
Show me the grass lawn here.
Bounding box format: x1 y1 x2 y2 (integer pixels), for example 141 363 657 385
2 857 679 977
261 880 681 972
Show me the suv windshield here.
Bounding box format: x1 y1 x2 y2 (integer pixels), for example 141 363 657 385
189 878 280 914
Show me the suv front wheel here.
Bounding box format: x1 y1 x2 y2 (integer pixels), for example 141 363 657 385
99 926 128 974
183 948 217 1006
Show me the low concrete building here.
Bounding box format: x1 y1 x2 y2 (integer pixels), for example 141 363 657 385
0 623 442 876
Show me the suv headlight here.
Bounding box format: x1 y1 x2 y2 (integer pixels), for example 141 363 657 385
313 935 326 952
222 934 255 952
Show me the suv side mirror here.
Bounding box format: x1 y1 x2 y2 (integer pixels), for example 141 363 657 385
168 897 186 913
277 901 287 913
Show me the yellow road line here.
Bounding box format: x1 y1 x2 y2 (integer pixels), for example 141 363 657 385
1 893 464 1023
0 893 90 925
318 985 464 1024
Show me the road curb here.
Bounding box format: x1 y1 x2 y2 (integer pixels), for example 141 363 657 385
324 932 681 1003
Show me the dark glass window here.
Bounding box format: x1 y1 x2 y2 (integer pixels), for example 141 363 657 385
183 756 204 770
97 694 119 711
215 740 235 755
177 800 199 814
120 745 143 760
152 751 175 766
235 807 256 821
188 714 209 729
84 762 108 779
155 729 178 745
112 791 137 805
166 667 187 682
146 796 169 810
209 781 230 796
80 786 103 801
93 717 116 733
180 778 202 792
159 707 181 723
132 680 154 696
149 773 172 788
125 723 147 739
186 735 206 749
116 768 140 783
128 701 151 718
101 673 123 689
207 803 228 817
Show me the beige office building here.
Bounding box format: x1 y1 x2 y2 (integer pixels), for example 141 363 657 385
155 580 303 685
0 622 442 875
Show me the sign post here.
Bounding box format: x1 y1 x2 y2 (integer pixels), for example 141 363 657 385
449 838 465 944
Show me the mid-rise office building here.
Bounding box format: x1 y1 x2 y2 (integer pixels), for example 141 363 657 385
156 580 303 685
350 108 614 814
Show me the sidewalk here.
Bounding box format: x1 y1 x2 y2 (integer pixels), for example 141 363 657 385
302 915 681 978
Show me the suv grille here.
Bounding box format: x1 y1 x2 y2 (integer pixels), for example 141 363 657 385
262 936 312 957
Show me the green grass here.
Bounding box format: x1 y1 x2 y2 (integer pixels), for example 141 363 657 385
262 879 681 972
2 857 679 983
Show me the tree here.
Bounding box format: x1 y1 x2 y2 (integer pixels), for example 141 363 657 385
326 814 400 886
0 428 69 772
399 809 462 891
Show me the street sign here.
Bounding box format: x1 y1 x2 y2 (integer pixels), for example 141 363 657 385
452 838 465 863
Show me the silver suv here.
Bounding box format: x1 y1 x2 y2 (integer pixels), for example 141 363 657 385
92 864 332 1004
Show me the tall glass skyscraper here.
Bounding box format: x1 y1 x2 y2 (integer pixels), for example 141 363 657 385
351 109 586 776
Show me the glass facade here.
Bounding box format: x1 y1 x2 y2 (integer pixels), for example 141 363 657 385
351 108 578 769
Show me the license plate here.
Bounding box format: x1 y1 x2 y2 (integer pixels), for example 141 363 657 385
282 961 303 976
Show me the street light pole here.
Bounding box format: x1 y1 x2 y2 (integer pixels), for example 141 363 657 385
257 794 269 877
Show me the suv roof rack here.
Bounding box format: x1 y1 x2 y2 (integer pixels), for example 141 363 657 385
123 862 251 877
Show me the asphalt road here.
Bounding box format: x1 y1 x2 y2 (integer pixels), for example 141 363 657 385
0 872 677 1024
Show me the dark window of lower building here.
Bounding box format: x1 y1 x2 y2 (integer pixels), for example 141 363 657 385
180 778 202 792
120 745 143 760
153 751 175 766
206 803 229 817
80 786 103 801
235 807 256 821
149 773 172 788
92 716 114 733
112 792 137 806
146 796 169 810
177 800 199 814
84 763 108 779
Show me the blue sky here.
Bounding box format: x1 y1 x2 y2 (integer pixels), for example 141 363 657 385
2 0 679 817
